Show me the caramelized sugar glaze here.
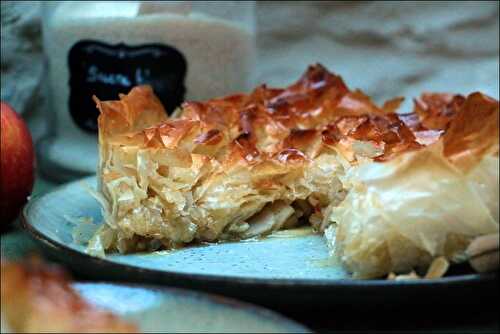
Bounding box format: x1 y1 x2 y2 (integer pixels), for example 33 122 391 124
98 64 497 167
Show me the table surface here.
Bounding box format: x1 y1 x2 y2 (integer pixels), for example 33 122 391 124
2 176 499 333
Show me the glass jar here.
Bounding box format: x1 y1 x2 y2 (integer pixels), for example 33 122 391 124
39 1 256 181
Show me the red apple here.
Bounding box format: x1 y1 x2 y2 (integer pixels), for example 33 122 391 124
1 102 35 227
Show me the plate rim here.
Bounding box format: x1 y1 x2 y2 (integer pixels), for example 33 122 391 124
71 281 311 333
22 175 499 289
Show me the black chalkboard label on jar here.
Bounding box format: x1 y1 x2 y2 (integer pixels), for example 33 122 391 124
68 40 187 133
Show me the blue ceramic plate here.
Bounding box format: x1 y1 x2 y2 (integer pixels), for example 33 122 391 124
22 176 498 307
72 282 309 333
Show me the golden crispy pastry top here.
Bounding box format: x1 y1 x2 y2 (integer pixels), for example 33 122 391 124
96 64 499 170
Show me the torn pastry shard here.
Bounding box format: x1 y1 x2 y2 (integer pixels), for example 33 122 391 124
95 64 499 279
0 257 138 333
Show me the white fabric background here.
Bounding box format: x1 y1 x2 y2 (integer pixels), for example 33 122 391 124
256 1 499 111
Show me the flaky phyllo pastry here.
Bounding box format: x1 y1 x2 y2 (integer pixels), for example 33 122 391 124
93 64 499 278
